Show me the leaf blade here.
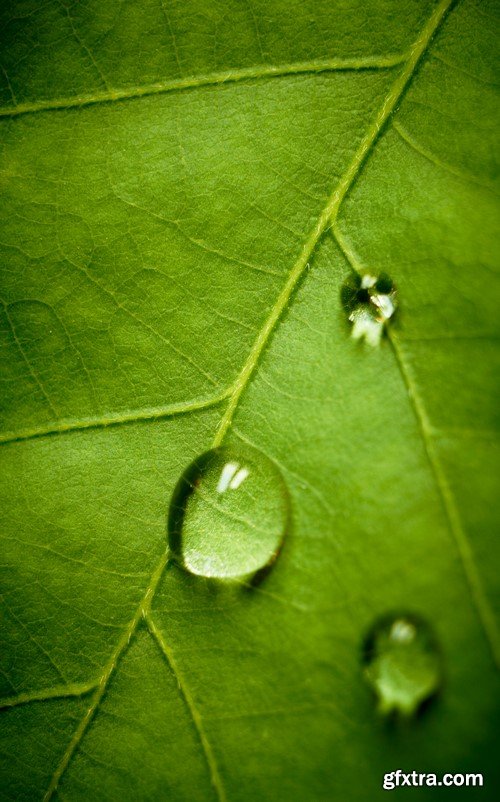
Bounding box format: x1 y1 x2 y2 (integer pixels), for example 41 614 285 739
1 1 499 800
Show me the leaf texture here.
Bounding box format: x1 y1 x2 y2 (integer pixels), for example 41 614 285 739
1 1 499 800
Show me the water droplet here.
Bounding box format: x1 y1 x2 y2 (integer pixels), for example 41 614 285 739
341 273 397 346
168 445 289 580
362 613 442 716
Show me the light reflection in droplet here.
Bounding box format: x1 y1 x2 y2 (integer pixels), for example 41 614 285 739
168 445 289 580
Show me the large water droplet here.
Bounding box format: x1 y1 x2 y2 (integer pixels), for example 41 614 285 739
341 273 397 346
168 445 289 580
362 614 442 716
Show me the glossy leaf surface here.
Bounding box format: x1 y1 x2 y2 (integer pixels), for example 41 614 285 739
1 1 499 800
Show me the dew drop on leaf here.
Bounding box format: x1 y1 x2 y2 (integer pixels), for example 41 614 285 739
168 445 289 580
362 613 443 716
341 273 397 346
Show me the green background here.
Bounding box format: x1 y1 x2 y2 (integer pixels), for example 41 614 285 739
0 1 499 799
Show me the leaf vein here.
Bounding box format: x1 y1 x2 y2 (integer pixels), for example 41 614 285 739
212 0 454 447
146 613 226 802
37 5 455 798
333 225 500 667
0 55 405 119
42 551 170 800
60 252 220 388
393 121 499 196
0 390 230 446
0 681 98 711
1 302 59 419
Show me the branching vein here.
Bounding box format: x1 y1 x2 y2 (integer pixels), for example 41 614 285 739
213 0 454 446
0 55 404 118
333 225 500 668
42 552 170 801
0 390 230 446
146 613 226 802
18 3 457 799
0 681 98 710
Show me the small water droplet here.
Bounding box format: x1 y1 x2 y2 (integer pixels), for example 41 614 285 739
362 613 442 716
168 445 289 580
341 273 397 346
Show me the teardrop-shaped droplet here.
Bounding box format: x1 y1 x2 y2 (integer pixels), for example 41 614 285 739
168 445 289 580
341 273 397 346
362 613 442 716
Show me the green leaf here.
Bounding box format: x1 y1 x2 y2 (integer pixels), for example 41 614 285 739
1 1 499 800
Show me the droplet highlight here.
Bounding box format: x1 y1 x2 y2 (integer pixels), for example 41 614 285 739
341 273 397 346
362 613 442 716
168 445 289 580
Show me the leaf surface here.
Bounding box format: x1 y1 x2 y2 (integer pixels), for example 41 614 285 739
1 1 499 800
